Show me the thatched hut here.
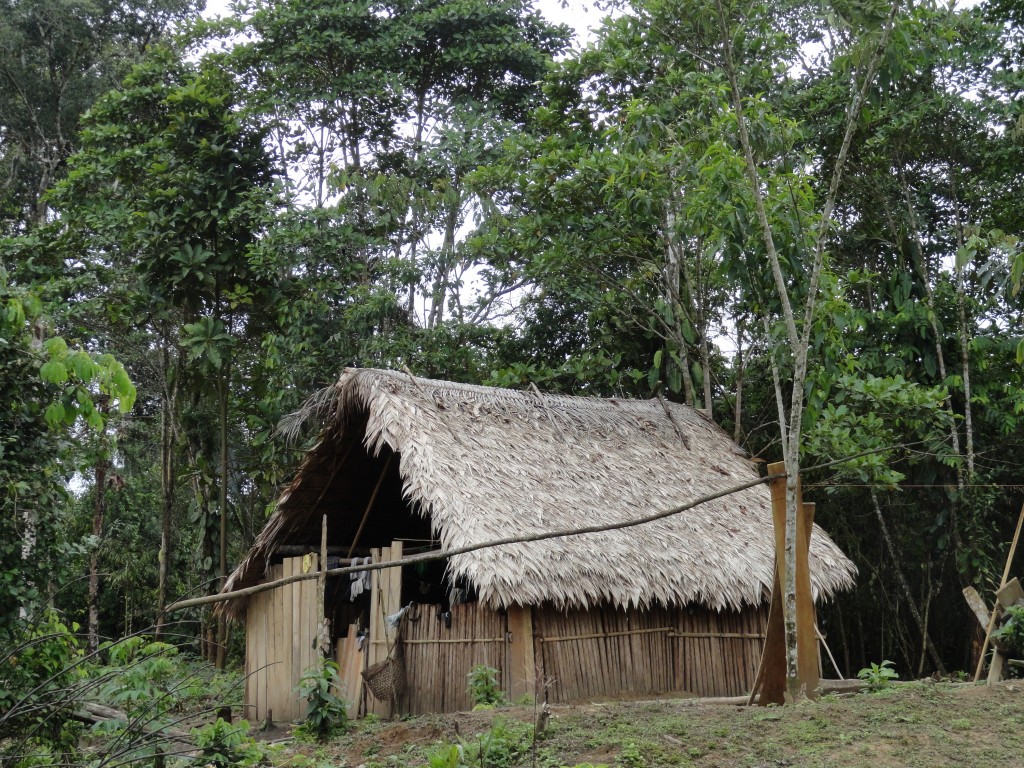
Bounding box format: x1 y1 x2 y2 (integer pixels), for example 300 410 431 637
222 368 855 720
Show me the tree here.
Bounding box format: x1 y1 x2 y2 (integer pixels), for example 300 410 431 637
0 268 135 639
51 45 278 663
0 0 201 234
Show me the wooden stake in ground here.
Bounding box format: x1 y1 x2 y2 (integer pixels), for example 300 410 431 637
973 501 1024 682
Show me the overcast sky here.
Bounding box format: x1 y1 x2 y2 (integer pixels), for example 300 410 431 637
201 0 605 47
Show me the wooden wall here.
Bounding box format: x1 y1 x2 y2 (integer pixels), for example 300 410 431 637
244 550 768 719
532 603 768 703
400 601 510 715
244 555 320 723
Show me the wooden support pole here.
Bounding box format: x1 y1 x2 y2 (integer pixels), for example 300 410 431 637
347 454 395 558
507 606 537 702
751 463 817 704
973 501 1024 682
796 501 819 697
318 515 330 655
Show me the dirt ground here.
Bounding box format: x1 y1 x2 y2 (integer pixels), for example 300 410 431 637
280 680 1024 768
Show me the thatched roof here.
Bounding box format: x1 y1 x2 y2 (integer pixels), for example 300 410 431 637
223 368 855 614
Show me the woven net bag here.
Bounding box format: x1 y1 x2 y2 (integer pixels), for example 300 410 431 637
362 652 407 702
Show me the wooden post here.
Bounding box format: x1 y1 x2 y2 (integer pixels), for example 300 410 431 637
507 605 537 702
974 502 1024 682
752 462 818 704
366 542 403 718
318 516 331 655
796 501 818 696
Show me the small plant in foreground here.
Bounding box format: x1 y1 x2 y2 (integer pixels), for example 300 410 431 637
192 718 268 767
617 741 646 768
426 743 466 768
858 660 899 691
294 658 348 739
467 664 506 707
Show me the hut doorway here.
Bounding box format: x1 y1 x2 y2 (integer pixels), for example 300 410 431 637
333 540 522 717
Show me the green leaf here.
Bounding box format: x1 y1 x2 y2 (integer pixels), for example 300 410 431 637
87 409 105 432
43 337 69 357
39 361 69 385
44 402 65 428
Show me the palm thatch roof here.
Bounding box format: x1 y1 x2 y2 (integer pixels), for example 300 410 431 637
223 368 855 616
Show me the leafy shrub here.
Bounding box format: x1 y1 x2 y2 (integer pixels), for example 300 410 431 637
193 718 268 767
426 743 466 768
617 742 646 768
992 605 1024 655
0 609 86 766
462 718 532 768
857 660 899 691
96 636 180 713
293 658 348 739
467 664 505 708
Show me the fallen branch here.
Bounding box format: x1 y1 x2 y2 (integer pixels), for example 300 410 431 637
71 701 193 746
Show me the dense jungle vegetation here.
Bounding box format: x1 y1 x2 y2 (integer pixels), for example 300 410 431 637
2 0 1023 762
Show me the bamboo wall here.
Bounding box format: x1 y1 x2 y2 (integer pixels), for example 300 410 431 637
244 550 768 720
244 555 320 723
533 603 768 703
400 601 510 715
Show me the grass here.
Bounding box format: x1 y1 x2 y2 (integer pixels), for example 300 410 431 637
276 680 1024 768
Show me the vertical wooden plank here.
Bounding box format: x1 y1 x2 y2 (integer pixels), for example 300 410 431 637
264 569 275 722
300 554 318 720
387 542 402 713
337 623 362 718
284 561 296 720
244 603 254 721
272 564 283 721
796 502 819 696
249 592 260 722
258 589 269 721
711 611 727 696
366 547 385 717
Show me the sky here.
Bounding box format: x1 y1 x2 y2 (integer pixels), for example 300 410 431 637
201 0 605 47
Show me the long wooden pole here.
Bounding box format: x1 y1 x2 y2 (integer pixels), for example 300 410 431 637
166 471 785 613
973 501 1024 682
346 453 394 558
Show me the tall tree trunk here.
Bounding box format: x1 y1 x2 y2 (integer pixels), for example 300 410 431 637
716 0 898 698
901 183 965 491
156 341 175 640
955 275 975 478
949 174 975 478
870 490 946 674
88 436 107 655
733 324 744 444
216 354 232 669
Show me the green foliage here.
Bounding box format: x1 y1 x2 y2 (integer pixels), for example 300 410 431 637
992 605 1024 656
294 658 348 740
0 609 85 764
467 664 506 708
616 742 646 768
426 743 466 768
193 718 269 768
857 660 900 691
462 718 533 768
0 0 202 235
95 637 181 714
0 277 136 637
